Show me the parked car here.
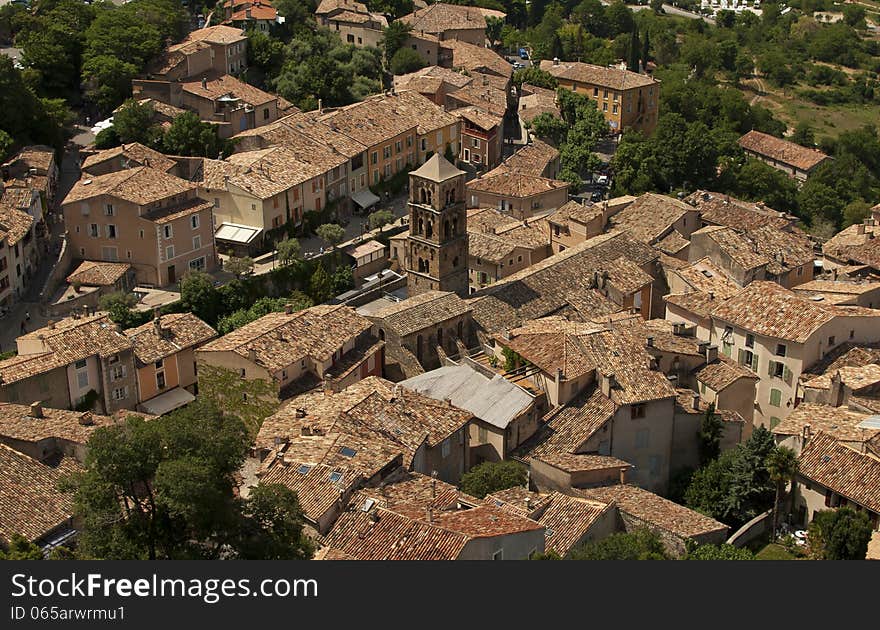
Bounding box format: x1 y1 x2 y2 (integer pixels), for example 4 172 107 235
590 190 603 202
519 48 529 59
512 62 525 69
595 174 609 186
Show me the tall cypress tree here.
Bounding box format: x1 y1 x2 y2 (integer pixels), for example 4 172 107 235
627 28 641 73
642 29 651 68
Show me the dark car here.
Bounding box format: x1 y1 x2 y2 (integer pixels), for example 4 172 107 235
590 190 604 202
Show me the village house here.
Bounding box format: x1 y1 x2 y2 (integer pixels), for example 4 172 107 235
256 377 473 486
2 145 58 207
394 65 474 107
196 304 384 400
518 83 561 127
320 472 545 559
544 197 635 254
466 165 569 220
62 166 217 287
221 0 279 32
400 3 487 46
344 240 387 287
608 192 700 260
168 24 248 77
50 261 136 317
124 313 217 416
0 443 80 553
453 106 504 170
0 313 138 414
466 216 549 292
738 130 831 182
539 58 660 135
685 190 799 233
701 281 880 428
81 143 178 177
822 217 880 274
365 290 473 378
500 317 678 492
792 278 880 307
694 355 759 426
486 488 617 558
401 362 543 462
0 191 40 305
315 0 387 49
468 231 659 338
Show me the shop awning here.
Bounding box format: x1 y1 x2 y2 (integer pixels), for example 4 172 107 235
351 188 380 210
137 387 195 416
215 222 262 244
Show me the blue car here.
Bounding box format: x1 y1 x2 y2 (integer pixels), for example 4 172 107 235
519 48 529 60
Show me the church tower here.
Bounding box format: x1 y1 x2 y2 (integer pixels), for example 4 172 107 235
405 154 468 298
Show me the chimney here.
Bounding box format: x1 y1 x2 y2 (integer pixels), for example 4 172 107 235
201 76 207 89
79 411 94 426
284 303 293 314
47 320 55 330
552 57 559 66
29 402 43 418
619 467 626 485
248 347 257 363
857 223 866 236
705 344 718 364
802 425 811 442
555 367 563 387
318 98 323 114
426 506 434 523
246 7 251 18
600 372 616 398
692 394 700 411
431 478 436 498
708 291 715 301
294 408 306 418
646 336 654 347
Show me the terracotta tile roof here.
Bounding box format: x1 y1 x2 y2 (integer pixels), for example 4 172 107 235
695 357 759 392
671 257 741 299
637 319 705 356
580 484 728 539
452 105 503 131
445 79 508 117
81 143 177 174
142 198 213 225
467 165 568 199
394 65 473 91
66 261 131 287
823 225 880 270
519 386 616 460
0 314 132 384
468 230 519 263
502 139 559 177
184 24 248 45
226 1 277 21
468 232 656 333
467 206 522 233
664 291 729 321
773 404 880 445
261 459 359 524
137 98 187 120
2 145 55 175
539 59 658 90
711 281 880 343
182 74 276 107
62 167 195 206
222 146 337 198
494 219 550 250
520 104 563 124
656 230 689 255
316 94 420 149
199 305 373 373
532 492 615 556
124 313 217 365
380 89 460 135
748 224 814 275
794 279 880 297
357 471 479 517
485 486 550 514
801 364 880 394
798 431 880 513
738 130 830 172
0 203 34 245
0 444 79 545
692 225 768 272
685 190 795 231
400 3 487 34
546 200 603 227
803 343 880 377
0 403 120 448
274 111 369 159
609 193 694 244
370 291 470 337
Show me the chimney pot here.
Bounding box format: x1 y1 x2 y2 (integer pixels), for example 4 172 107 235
29 402 43 418
79 411 94 426
619 467 626 485
248 347 257 362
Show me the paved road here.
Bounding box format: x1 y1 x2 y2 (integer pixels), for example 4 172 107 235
630 3 716 23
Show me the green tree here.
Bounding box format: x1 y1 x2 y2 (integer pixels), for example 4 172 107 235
112 98 160 146
367 209 394 231
316 223 346 250
808 508 873 560
649 0 663 14
99 292 152 329
162 111 235 158
0 534 44 560
485 15 504 43
331 264 354 294
529 112 568 146
225 256 255 279
686 543 755 560
180 271 221 326
93 127 121 150
389 47 426 75
627 28 641 73
766 446 798 539
382 21 412 65
63 405 314 559
513 67 558 89
842 200 872 229
698 403 722 466
790 122 816 148
604 1 633 38
0 130 14 162
569 529 669 560
276 237 302 266
459 461 527 498
308 264 334 303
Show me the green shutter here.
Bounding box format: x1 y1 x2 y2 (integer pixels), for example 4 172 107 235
768 360 775 377
738 348 745 365
783 365 793 385
770 389 782 407
751 353 758 373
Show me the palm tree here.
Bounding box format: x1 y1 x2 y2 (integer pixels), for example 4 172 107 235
767 446 799 540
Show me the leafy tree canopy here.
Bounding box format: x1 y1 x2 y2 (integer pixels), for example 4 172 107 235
459 461 527 498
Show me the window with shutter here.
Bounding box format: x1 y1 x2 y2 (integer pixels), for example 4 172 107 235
783 365 793 385
770 388 782 407
751 353 758 373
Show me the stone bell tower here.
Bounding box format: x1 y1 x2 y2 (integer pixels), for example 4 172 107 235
405 154 468 298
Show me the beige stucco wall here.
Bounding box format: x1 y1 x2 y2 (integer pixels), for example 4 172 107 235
466 186 569 221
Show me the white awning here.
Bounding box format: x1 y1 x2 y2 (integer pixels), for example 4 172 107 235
137 387 195 416
351 188 380 209
215 223 262 244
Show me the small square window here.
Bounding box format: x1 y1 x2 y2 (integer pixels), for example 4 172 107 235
776 344 787 357
297 464 311 475
329 471 343 483
339 446 357 458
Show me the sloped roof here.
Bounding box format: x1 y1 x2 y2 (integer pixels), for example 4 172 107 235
410 153 464 182
370 291 470 337
798 431 880 513
738 130 830 172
